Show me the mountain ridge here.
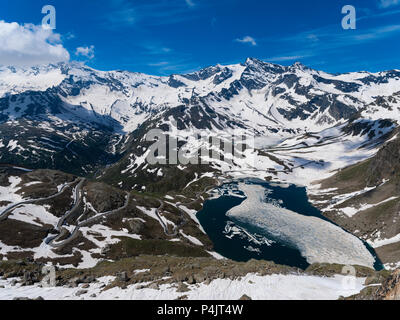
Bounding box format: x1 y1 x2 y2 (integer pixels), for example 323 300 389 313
1 58 400 271
0 57 399 177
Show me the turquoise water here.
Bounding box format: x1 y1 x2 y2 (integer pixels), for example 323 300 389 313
197 179 383 270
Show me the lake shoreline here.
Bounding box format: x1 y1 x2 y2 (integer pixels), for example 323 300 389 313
197 178 383 270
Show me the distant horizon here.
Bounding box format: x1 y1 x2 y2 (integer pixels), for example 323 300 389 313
0 57 399 77
1 0 400 76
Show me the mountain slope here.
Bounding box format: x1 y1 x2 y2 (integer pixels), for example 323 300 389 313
0 59 399 178
308 130 400 269
1 58 400 271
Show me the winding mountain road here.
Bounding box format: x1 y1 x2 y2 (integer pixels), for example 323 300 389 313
48 192 131 248
0 176 128 249
1 171 222 249
0 178 81 222
79 193 131 227
55 178 86 231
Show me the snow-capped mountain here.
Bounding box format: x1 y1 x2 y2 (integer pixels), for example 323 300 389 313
0 58 400 176
2 58 400 274
2 58 400 131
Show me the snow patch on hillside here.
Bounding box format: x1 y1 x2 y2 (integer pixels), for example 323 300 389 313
0 65 66 97
0 273 366 300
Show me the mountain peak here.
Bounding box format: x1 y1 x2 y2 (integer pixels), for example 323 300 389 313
245 57 274 67
180 65 223 81
244 58 286 71
290 61 312 72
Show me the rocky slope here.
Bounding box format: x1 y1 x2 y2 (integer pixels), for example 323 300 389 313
309 131 400 269
346 268 400 300
0 166 215 268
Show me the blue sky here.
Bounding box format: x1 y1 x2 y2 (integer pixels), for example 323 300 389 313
1 0 400 75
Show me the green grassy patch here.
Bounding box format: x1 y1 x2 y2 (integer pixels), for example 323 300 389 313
336 159 371 183
107 237 210 260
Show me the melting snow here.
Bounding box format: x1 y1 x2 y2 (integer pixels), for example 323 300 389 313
227 184 376 268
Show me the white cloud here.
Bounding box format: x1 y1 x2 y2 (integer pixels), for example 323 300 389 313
268 55 311 62
379 0 400 8
143 45 172 55
107 7 136 27
64 32 76 40
353 24 400 41
0 21 70 67
185 0 195 7
148 61 169 67
75 45 95 59
235 36 257 46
